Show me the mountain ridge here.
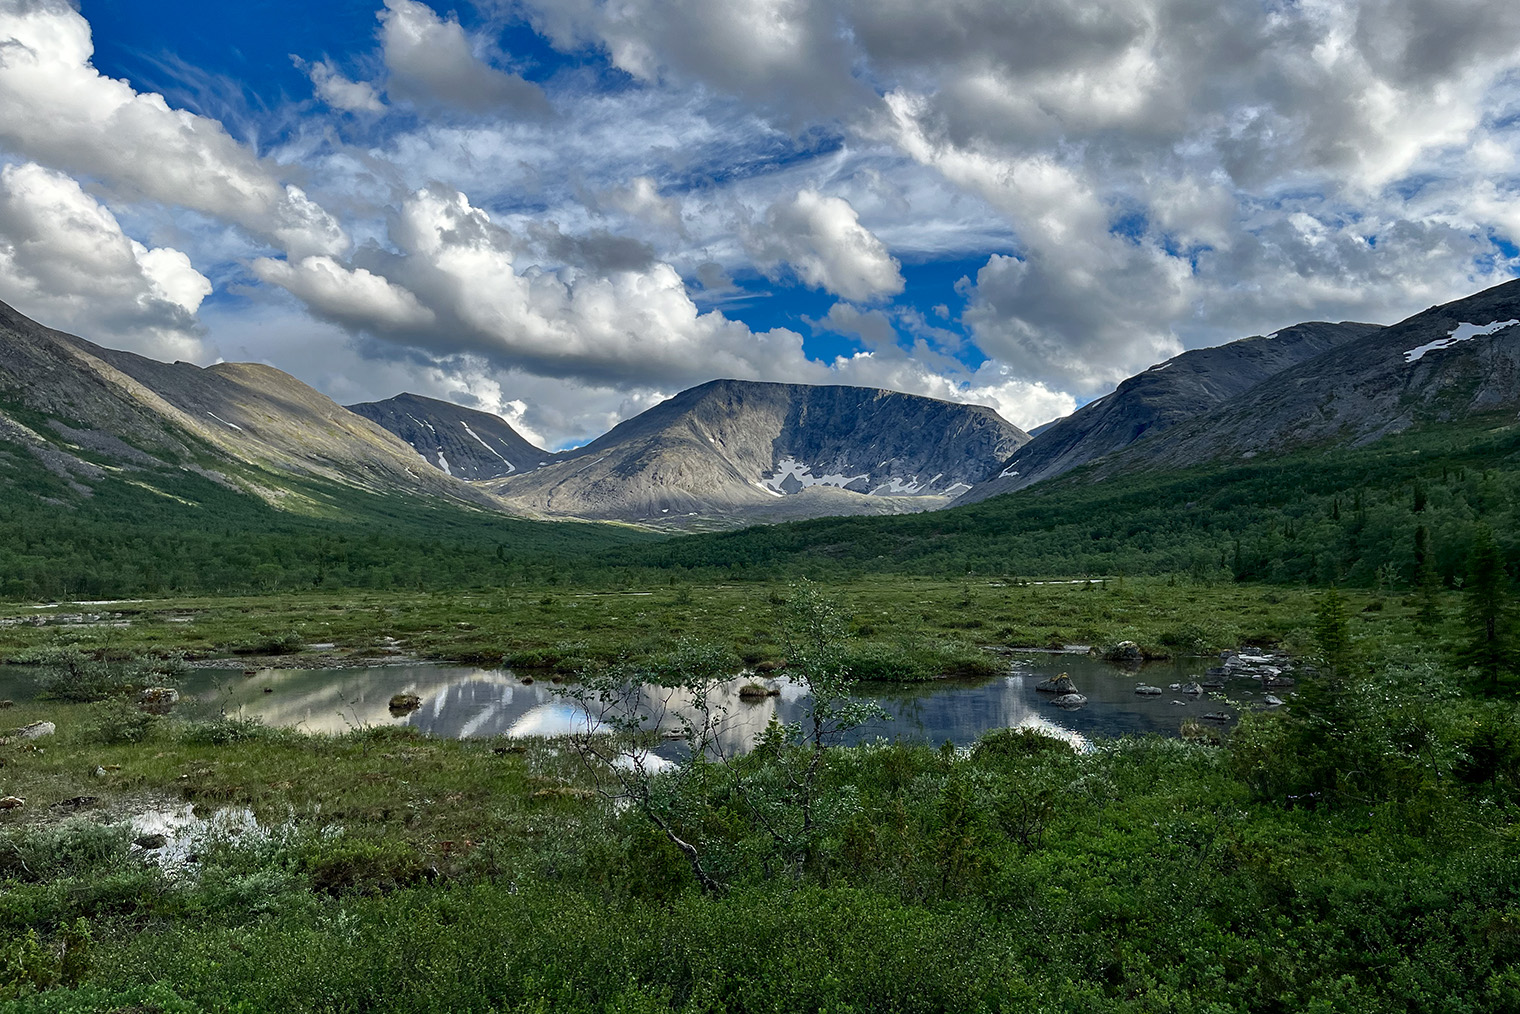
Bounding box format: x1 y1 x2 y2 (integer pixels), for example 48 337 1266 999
347 393 553 482
960 319 1381 503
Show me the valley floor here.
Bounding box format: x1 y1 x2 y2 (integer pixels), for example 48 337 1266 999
0 580 1515 1012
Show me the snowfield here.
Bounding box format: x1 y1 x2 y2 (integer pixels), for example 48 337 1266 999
1404 320 1519 363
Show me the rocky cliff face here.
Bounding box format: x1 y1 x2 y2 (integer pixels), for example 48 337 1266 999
348 393 552 481
960 320 1380 503
0 299 499 508
490 379 1028 523
1113 278 1520 472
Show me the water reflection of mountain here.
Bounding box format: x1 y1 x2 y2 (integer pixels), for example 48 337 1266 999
181 655 1232 752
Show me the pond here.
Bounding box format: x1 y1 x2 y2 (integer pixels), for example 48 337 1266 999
1 652 1287 753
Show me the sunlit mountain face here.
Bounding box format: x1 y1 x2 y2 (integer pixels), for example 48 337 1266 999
3 0 1519 455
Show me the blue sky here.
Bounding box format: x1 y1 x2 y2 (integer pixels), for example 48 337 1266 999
2 1 1518 447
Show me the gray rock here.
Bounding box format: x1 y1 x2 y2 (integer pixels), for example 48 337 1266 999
137 687 180 714
1180 682 1203 696
1035 673 1077 694
1135 685 1163 695
16 721 55 739
1050 693 1088 709
1264 695 1285 706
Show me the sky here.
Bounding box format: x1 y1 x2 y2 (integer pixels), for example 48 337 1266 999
1 0 1518 450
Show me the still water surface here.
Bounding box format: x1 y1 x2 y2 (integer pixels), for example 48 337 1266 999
0 653 1275 752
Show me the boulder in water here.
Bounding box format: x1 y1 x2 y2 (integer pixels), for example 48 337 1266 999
1035 673 1076 694
1135 685 1163 695
1050 693 1088 709
388 693 422 715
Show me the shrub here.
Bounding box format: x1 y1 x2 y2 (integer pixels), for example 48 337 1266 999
83 697 157 745
28 647 183 704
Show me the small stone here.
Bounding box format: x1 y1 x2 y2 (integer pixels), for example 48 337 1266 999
388 692 422 714
1050 693 1088 709
1201 711 1232 722
1135 685 1163 695
51 796 97 810
263 686 274 693
93 766 108 778
137 687 180 715
1180 682 1203 696
133 833 168 850
0 796 23 810
1034 673 1077 694
1264 695 1285 706
16 721 55 739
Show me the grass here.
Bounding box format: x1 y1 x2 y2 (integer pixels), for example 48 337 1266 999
0 578 1460 681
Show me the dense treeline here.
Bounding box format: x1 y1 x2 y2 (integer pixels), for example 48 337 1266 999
608 414 1520 586
2 416 1517 598
0 438 651 599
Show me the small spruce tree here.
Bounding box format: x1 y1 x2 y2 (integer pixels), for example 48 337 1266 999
1459 523 1516 693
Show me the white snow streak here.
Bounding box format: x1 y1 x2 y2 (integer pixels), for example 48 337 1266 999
1404 320 1519 363
459 422 515 473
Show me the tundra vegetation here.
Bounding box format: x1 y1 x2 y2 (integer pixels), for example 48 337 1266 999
0 417 1516 1010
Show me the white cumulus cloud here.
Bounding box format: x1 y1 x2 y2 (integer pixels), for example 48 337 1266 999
0 161 210 360
380 0 549 116
747 190 905 302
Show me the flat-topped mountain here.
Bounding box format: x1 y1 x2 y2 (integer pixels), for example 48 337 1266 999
489 379 1028 524
961 320 1380 503
348 393 552 481
0 299 499 509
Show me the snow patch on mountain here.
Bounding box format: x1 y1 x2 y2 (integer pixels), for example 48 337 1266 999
1405 320 1519 363
460 421 514 473
762 457 870 495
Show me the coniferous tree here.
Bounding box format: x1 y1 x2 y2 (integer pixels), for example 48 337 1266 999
1414 525 1441 628
1460 523 1516 693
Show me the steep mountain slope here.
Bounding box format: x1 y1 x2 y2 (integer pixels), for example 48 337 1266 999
0 299 499 509
961 320 1380 502
348 393 552 481
490 379 1028 524
1112 277 1520 472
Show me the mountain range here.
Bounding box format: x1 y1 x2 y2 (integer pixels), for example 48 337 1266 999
4 276 1520 529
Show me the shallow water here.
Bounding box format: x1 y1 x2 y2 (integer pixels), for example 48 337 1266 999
1 653 1278 751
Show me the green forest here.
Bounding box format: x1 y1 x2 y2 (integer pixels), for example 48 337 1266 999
3 413 1516 598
